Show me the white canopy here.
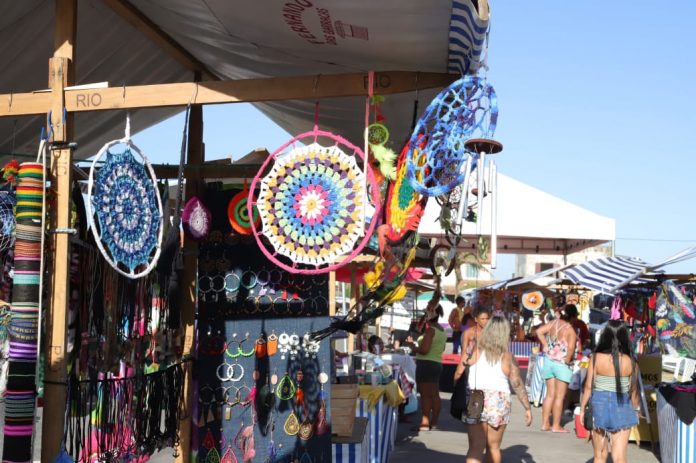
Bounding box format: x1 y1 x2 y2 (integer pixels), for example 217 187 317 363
419 171 616 255
0 0 489 159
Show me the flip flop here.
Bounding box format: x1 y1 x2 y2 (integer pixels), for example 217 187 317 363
540 427 550 432
551 428 569 433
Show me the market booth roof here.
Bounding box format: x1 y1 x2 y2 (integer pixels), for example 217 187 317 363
419 172 616 255
0 0 490 160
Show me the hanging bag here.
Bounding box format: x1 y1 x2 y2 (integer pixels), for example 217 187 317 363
465 335 484 423
450 339 474 420
583 356 596 431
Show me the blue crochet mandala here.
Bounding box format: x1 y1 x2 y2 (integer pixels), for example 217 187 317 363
406 76 498 197
91 144 162 277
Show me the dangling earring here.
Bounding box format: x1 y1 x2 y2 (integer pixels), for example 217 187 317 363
267 331 278 356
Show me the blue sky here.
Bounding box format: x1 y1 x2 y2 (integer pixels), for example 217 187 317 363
134 0 696 280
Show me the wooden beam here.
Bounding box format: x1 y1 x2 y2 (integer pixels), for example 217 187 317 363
0 71 456 117
151 163 263 179
175 101 204 462
41 1 76 461
100 0 217 80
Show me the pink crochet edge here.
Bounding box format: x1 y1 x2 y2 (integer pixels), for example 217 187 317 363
248 127 381 275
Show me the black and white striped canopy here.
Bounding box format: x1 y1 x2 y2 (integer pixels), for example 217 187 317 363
562 256 652 294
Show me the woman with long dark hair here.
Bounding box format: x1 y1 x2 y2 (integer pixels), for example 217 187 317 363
579 320 640 463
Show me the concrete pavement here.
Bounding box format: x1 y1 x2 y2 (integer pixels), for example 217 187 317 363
391 392 659 463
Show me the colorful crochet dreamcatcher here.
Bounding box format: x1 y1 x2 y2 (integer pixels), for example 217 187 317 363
87 120 163 279
406 76 498 197
249 129 380 274
227 180 260 235
380 144 428 253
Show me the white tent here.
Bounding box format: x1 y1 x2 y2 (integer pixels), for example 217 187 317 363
419 171 616 255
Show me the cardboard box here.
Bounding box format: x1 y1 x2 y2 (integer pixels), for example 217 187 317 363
332 384 358 437
629 390 658 443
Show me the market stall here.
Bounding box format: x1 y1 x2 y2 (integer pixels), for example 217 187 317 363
0 1 497 462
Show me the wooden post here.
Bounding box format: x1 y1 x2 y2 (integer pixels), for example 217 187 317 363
41 1 76 461
175 100 203 462
328 271 336 317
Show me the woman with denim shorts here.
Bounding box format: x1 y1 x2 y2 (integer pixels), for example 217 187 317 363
579 321 640 463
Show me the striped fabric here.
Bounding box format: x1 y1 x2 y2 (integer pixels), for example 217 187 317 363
678 415 695 463
447 1 489 74
356 398 398 463
562 256 652 294
525 353 547 407
2 162 44 463
658 389 678 463
332 418 370 463
509 342 539 359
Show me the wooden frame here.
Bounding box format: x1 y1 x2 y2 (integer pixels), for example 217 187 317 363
0 71 455 117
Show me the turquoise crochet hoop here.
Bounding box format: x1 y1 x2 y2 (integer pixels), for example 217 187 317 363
87 137 163 279
406 76 498 197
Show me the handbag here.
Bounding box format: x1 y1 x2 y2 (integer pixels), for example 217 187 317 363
583 356 596 431
450 368 469 420
464 336 484 423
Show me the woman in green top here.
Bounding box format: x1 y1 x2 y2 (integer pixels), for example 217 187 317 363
412 297 446 431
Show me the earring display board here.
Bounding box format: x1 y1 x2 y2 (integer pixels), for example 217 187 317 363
195 189 331 463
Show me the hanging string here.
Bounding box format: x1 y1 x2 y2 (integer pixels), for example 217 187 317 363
125 111 131 140
363 71 374 222
313 101 319 131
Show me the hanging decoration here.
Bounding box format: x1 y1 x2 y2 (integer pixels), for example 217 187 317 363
87 122 163 279
228 181 260 235
379 144 428 251
522 290 545 312
2 159 45 463
183 196 212 240
406 75 498 198
250 129 380 275
655 281 696 357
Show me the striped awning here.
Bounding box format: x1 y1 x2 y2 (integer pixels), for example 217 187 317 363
562 256 654 294
447 1 490 74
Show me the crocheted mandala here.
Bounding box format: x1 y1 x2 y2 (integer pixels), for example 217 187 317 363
406 76 498 197
256 143 365 267
89 142 162 278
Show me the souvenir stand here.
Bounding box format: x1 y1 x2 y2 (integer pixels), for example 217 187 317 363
0 1 501 462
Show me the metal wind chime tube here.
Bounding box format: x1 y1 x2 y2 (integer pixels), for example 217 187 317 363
456 155 474 231
476 150 486 236
489 160 498 269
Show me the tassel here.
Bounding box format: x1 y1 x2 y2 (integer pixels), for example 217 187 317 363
370 144 397 180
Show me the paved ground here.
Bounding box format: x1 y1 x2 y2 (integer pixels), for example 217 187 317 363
391 392 659 463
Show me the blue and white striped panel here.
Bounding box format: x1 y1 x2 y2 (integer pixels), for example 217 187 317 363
563 256 651 294
528 354 547 407
447 1 489 74
379 405 398 463
509 342 538 358
333 443 358 463
677 418 695 463
657 389 677 463
357 398 382 463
